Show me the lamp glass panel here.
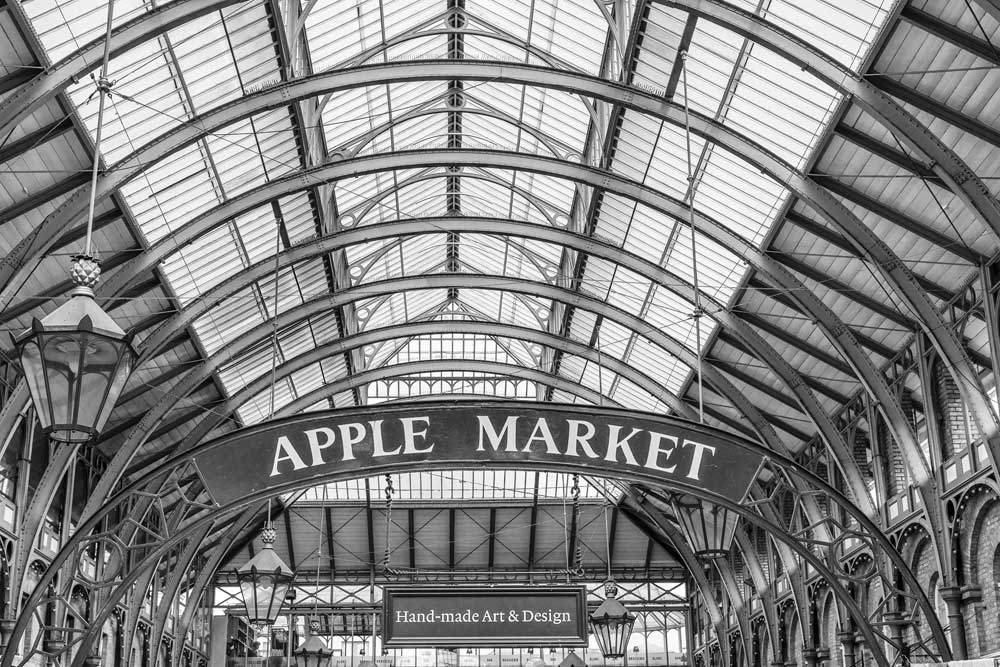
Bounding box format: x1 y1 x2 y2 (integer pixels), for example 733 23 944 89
19 339 50 429
42 332 83 431
75 336 128 433
95 348 132 432
238 570 289 625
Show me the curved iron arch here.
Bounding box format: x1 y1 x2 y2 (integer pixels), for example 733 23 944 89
0 65 966 514
1 404 950 667
115 219 863 496
0 63 968 502
1 12 992 489
3 0 995 253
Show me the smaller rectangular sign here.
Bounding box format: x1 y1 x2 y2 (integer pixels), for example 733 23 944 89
383 586 588 647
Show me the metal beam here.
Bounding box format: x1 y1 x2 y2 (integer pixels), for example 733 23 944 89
325 505 337 578
973 0 1000 25
0 173 87 226
448 508 456 572
814 170 980 266
664 15 698 100
6 0 998 263
487 507 496 572
774 253 918 328
280 360 619 414
0 115 72 164
714 330 851 405
153 274 781 454
408 508 416 570
607 506 618 566
284 508 297 570
658 0 1000 256
527 474 539 574
712 358 802 413
737 312 854 377
831 123 941 184
76 184 871 504
1 64 975 480
872 74 1000 149
742 275 897 362
365 480 376 580
0 0 244 134
899 5 1000 68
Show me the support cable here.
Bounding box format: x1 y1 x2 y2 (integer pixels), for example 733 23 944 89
267 206 282 419
82 0 116 258
680 50 704 423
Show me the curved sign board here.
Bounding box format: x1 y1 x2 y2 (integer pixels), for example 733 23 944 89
191 402 766 505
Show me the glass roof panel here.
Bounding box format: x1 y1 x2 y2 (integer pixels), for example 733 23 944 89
765 0 893 71
724 47 840 167
695 146 790 247
20 0 899 448
529 0 607 76
23 0 148 62
466 0 532 43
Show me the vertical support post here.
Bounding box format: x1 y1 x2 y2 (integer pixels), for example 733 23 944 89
837 632 855 667
938 587 967 660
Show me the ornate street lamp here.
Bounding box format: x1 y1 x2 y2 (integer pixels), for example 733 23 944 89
293 618 333 667
669 494 739 559
12 3 135 443
589 581 636 659
13 255 135 443
236 521 294 626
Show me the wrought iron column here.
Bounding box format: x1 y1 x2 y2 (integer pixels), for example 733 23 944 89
939 586 967 660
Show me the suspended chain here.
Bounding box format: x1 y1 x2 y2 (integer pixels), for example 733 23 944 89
382 473 394 575
571 474 583 575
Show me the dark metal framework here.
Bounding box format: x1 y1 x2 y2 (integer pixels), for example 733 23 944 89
0 406 950 667
1 1 1000 667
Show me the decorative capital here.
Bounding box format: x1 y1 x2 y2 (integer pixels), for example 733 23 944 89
938 586 963 604
836 631 856 644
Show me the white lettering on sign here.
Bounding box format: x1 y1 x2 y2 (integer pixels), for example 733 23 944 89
392 607 572 625
476 416 518 452
268 413 719 483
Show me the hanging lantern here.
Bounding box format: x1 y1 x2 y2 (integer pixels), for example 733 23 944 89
588 581 636 659
294 618 333 667
669 494 739 559
236 521 294 626
12 255 135 443
558 650 586 667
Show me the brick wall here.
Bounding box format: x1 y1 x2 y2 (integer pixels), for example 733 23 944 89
933 361 970 459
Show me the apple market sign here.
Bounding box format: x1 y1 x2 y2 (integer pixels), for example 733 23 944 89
382 586 588 647
191 402 765 505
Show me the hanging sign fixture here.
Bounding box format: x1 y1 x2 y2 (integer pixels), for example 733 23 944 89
191 402 765 506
